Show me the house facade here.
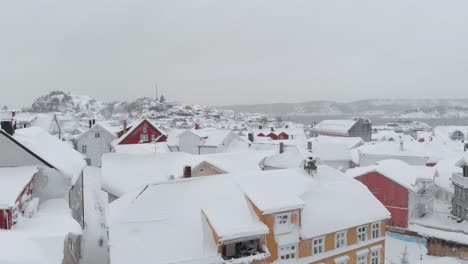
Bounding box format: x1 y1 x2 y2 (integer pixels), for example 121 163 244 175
169 129 239 155
451 154 468 220
75 123 117 167
0 167 37 230
116 119 167 145
311 118 372 142
347 160 435 229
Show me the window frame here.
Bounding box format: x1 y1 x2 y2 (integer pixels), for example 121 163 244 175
357 254 367 264
95 132 100 138
279 243 297 260
371 249 381 264
81 145 87 154
313 236 325 255
357 225 368 243
371 222 380 239
140 134 148 142
335 230 347 249
275 212 290 226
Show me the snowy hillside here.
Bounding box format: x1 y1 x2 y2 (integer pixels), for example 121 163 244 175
224 99 468 118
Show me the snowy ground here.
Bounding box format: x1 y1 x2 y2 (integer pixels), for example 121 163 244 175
81 166 109 264
385 233 468 264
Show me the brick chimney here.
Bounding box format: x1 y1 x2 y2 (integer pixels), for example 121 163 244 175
195 123 200 130
279 142 284 154
183 165 192 178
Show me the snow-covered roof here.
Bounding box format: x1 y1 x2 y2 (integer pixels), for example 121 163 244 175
0 166 37 208
260 145 312 170
434 158 460 194
114 142 170 154
311 120 358 135
101 152 202 197
197 150 274 173
30 114 54 132
232 167 390 238
108 175 268 264
346 159 435 192
12 127 86 183
455 152 468 167
186 129 236 147
309 136 364 149
299 166 390 239
313 142 351 161
233 169 311 214
166 129 186 146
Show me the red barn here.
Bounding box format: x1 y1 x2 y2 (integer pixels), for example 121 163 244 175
0 166 37 230
346 160 435 229
116 119 167 145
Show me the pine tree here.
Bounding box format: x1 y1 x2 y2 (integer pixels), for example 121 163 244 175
400 245 410 264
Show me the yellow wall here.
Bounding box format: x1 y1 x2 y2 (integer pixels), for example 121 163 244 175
311 240 385 264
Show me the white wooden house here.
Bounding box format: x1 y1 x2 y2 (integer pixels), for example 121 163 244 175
75 122 119 167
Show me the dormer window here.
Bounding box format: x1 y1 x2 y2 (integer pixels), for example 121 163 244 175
276 214 289 225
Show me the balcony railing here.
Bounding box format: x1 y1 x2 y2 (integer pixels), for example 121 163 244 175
452 173 468 188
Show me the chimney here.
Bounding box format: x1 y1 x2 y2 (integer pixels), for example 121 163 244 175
123 120 127 131
279 142 284 154
93 119 96 125
271 127 274 132
259 125 263 130
0 121 15 136
399 140 404 151
248 133 254 142
195 123 200 130
183 165 192 178
89 120 92 129
307 141 312 151
285 125 289 129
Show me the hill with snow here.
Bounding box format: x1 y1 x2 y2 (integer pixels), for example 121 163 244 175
223 99 468 118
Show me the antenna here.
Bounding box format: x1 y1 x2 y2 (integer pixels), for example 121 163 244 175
155 83 159 101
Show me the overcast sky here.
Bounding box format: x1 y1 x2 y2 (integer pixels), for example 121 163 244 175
2 0 468 107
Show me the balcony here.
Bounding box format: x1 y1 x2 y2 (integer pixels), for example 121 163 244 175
452 173 468 188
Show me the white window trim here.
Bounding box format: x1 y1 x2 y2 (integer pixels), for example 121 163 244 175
371 247 382 264
279 243 297 260
335 230 347 249
371 222 381 239
357 225 368 243
313 236 326 255
275 212 291 226
334 255 350 264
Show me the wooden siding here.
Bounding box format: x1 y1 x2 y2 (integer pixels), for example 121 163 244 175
247 197 278 263
310 240 385 264
299 239 312 258
355 172 410 228
118 119 166 145
191 161 226 177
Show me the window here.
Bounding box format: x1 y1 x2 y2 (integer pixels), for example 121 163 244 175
143 126 148 133
371 222 380 239
371 250 381 264
357 225 368 243
276 213 289 225
335 231 347 249
456 186 463 198
313 237 325 255
357 254 367 264
279 244 297 260
81 145 87 154
95 132 100 138
455 204 462 218
140 134 148 141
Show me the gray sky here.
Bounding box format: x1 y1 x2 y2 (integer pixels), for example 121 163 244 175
2 0 468 107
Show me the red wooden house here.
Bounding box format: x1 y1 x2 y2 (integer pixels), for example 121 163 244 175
346 160 435 229
0 166 37 230
115 119 167 145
